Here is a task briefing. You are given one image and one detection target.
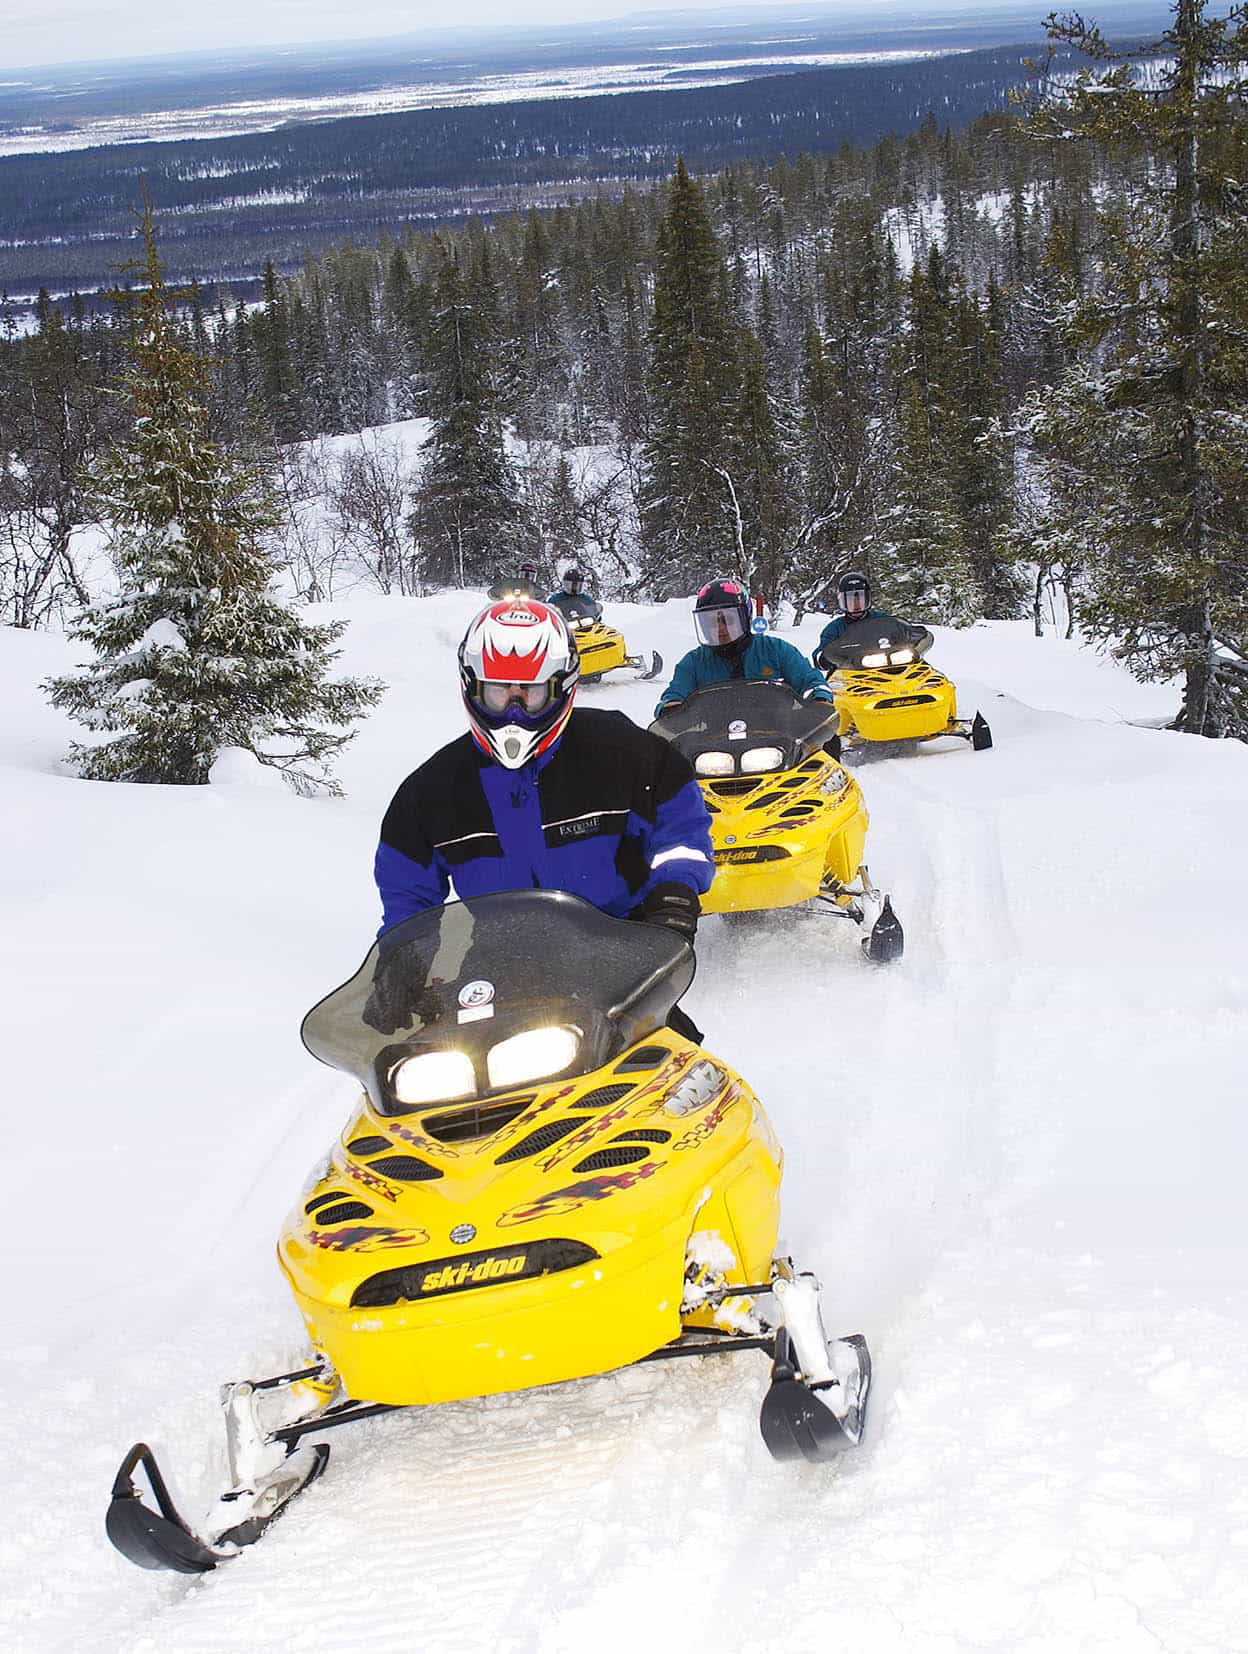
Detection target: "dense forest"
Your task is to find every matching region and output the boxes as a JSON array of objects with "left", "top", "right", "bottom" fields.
[
  {"left": 3, "top": 0, "right": 1246, "bottom": 741},
  {"left": 0, "top": 44, "right": 1094, "bottom": 295}
]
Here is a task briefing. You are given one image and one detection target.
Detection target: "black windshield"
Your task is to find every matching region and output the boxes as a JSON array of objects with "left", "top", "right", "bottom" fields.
[
  {"left": 821, "top": 617, "right": 931, "bottom": 666},
  {"left": 553, "top": 594, "right": 603, "bottom": 625},
  {"left": 650, "top": 681, "right": 836, "bottom": 773},
  {"left": 301, "top": 891, "right": 693, "bottom": 1117}
]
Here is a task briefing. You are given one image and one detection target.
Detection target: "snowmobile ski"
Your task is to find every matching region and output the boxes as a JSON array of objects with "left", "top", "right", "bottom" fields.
[
  {"left": 105, "top": 1439, "right": 330, "bottom": 1574},
  {"left": 760, "top": 1331, "right": 871, "bottom": 1462}
]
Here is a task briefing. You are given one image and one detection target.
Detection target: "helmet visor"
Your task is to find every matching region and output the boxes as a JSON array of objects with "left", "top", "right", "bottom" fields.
[
  {"left": 479, "top": 679, "right": 554, "bottom": 716},
  {"left": 694, "top": 604, "right": 747, "bottom": 647}
]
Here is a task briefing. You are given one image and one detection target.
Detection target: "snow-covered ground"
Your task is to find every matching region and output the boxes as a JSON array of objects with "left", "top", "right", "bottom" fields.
[{"left": 2, "top": 598, "right": 1245, "bottom": 1653}]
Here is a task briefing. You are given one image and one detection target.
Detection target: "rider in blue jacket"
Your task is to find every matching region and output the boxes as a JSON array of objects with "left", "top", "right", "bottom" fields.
[
  {"left": 814, "top": 571, "right": 908, "bottom": 667},
  {"left": 376, "top": 598, "right": 713, "bottom": 952},
  {"left": 655, "top": 579, "right": 834, "bottom": 716}
]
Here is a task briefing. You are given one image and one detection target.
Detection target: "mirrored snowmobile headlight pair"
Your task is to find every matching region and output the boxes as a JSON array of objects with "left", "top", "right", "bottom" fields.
[
  {"left": 392, "top": 1027, "right": 580, "bottom": 1105},
  {"left": 696, "top": 747, "right": 784, "bottom": 777},
  {"left": 862, "top": 647, "right": 915, "bottom": 668}
]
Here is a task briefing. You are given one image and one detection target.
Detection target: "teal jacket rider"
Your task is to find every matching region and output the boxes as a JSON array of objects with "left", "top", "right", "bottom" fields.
[{"left": 655, "top": 634, "right": 834, "bottom": 716}]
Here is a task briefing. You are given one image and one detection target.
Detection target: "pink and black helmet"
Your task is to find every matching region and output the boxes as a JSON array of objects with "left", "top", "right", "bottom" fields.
[{"left": 693, "top": 578, "right": 751, "bottom": 650}]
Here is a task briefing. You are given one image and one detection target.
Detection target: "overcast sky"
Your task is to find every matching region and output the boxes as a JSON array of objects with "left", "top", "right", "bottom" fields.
[{"left": 0, "top": 0, "right": 975, "bottom": 74}]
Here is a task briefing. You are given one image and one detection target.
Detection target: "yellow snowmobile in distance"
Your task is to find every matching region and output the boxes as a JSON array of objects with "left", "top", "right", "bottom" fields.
[
  {"left": 552, "top": 592, "right": 662, "bottom": 684},
  {"left": 651, "top": 681, "right": 904, "bottom": 962},
  {"left": 816, "top": 619, "right": 992, "bottom": 754},
  {"left": 105, "top": 891, "right": 871, "bottom": 1576}
]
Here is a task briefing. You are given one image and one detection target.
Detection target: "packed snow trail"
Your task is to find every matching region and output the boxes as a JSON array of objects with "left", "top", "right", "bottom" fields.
[{"left": 1, "top": 599, "right": 1246, "bottom": 1653}]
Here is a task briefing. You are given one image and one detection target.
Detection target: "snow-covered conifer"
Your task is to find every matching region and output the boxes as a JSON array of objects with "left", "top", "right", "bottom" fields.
[{"left": 46, "top": 209, "right": 383, "bottom": 792}]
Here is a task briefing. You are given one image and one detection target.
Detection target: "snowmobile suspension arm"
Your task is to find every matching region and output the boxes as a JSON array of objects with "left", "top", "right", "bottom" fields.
[{"left": 268, "top": 1330, "right": 775, "bottom": 1445}]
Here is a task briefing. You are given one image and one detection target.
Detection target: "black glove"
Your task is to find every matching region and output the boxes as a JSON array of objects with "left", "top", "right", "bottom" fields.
[{"left": 634, "top": 881, "right": 700, "bottom": 942}]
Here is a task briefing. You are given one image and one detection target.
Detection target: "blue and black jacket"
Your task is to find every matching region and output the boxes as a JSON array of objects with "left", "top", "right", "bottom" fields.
[
  {"left": 375, "top": 708, "right": 713, "bottom": 934},
  {"left": 655, "top": 634, "right": 833, "bottom": 716}
]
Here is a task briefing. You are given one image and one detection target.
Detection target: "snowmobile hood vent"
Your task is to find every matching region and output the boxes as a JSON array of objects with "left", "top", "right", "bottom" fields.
[
  {"left": 350, "top": 1239, "right": 599, "bottom": 1307},
  {"left": 365, "top": 1155, "right": 443, "bottom": 1182},
  {"left": 574, "top": 1145, "right": 651, "bottom": 1172},
  {"left": 572, "top": 1083, "right": 635, "bottom": 1109},
  {"left": 421, "top": 1097, "right": 534, "bottom": 1143},
  {"left": 314, "top": 1200, "right": 374, "bottom": 1225},
  {"left": 495, "top": 1117, "right": 582, "bottom": 1163},
  {"left": 614, "top": 1046, "right": 667, "bottom": 1072}
]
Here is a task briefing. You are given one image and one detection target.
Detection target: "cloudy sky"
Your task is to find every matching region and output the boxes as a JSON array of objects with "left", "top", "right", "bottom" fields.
[{"left": 0, "top": 0, "right": 966, "bottom": 74}]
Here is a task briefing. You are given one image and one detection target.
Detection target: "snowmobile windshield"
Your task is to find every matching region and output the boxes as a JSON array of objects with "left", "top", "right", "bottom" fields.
[
  {"left": 557, "top": 595, "right": 603, "bottom": 626},
  {"left": 301, "top": 890, "right": 694, "bottom": 1117},
  {"left": 650, "top": 681, "right": 837, "bottom": 776},
  {"left": 821, "top": 617, "right": 931, "bottom": 669}
]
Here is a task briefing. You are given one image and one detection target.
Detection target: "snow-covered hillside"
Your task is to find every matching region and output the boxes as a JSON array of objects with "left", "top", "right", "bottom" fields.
[{"left": 2, "top": 598, "right": 1245, "bottom": 1654}]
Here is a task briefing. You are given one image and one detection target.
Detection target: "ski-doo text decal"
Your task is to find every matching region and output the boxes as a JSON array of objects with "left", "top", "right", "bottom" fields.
[
  {"left": 349, "top": 1239, "right": 599, "bottom": 1307},
  {"left": 497, "top": 1161, "right": 663, "bottom": 1227}
]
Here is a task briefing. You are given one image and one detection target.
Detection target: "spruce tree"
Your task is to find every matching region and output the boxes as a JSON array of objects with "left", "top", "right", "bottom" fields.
[
  {"left": 1029, "top": 0, "right": 1248, "bottom": 735},
  {"left": 46, "top": 210, "right": 382, "bottom": 793},
  {"left": 408, "top": 243, "right": 527, "bottom": 587},
  {"left": 641, "top": 160, "right": 741, "bottom": 590}
]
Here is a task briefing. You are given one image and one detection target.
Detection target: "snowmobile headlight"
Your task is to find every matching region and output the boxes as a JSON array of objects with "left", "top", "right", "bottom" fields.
[
  {"left": 664, "top": 1060, "right": 725, "bottom": 1117},
  {"left": 861, "top": 651, "right": 889, "bottom": 667},
  {"left": 487, "top": 1026, "right": 579, "bottom": 1089},
  {"left": 740, "top": 745, "right": 784, "bottom": 774},
  {"left": 392, "top": 1051, "right": 477, "bottom": 1105},
  {"left": 888, "top": 648, "right": 915, "bottom": 665},
  {"left": 695, "top": 752, "right": 735, "bottom": 777}
]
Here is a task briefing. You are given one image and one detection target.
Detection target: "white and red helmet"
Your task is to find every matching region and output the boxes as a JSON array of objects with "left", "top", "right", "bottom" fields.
[{"left": 458, "top": 598, "right": 580, "bottom": 769}]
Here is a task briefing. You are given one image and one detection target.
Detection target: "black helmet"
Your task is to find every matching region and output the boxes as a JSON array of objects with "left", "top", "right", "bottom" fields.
[
  {"left": 838, "top": 571, "right": 871, "bottom": 619},
  {"left": 562, "top": 567, "right": 585, "bottom": 595},
  {"left": 518, "top": 560, "right": 539, "bottom": 584},
  {"left": 694, "top": 578, "right": 750, "bottom": 652}
]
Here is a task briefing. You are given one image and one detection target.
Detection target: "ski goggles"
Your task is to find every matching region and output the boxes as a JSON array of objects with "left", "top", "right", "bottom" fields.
[
  {"left": 694, "top": 606, "right": 747, "bottom": 647},
  {"left": 477, "top": 679, "right": 556, "bottom": 716}
]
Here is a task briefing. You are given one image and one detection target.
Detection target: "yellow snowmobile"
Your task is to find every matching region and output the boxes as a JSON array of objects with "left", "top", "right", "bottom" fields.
[
  {"left": 551, "top": 592, "right": 662, "bottom": 684},
  {"left": 105, "top": 891, "right": 871, "bottom": 1576},
  {"left": 816, "top": 619, "right": 992, "bottom": 754},
  {"left": 651, "top": 682, "right": 903, "bottom": 961}
]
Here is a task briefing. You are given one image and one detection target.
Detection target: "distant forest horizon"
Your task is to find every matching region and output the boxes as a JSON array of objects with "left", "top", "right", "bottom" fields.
[{"left": 0, "top": 33, "right": 1149, "bottom": 304}]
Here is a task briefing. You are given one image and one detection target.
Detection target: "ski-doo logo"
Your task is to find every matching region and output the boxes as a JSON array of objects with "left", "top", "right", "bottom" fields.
[{"left": 421, "top": 1253, "right": 528, "bottom": 1292}]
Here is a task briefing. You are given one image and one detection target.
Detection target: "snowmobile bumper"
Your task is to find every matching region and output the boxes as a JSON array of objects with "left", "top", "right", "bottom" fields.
[{"left": 282, "top": 1214, "right": 693, "bottom": 1407}]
